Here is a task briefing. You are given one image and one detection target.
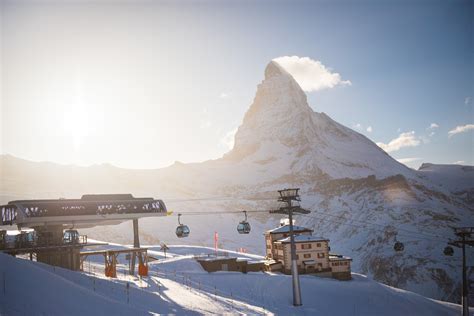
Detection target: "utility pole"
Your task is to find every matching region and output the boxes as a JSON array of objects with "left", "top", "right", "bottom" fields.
[
  {"left": 270, "top": 188, "right": 310, "bottom": 306},
  {"left": 448, "top": 227, "right": 473, "bottom": 316}
]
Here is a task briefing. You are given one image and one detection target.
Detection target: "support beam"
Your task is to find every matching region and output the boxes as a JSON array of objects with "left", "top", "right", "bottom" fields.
[
  {"left": 461, "top": 234, "right": 468, "bottom": 316},
  {"left": 288, "top": 202, "right": 302, "bottom": 306},
  {"left": 130, "top": 219, "right": 140, "bottom": 275},
  {"left": 34, "top": 226, "right": 81, "bottom": 271},
  {"left": 448, "top": 227, "right": 474, "bottom": 316}
]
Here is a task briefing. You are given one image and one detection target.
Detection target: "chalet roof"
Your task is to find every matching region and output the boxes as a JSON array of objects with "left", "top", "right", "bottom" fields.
[
  {"left": 276, "top": 235, "right": 329, "bottom": 243},
  {"left": 266, "top": 225, "right": 313, "bottom": 234},
  {"left": 264, "top": 260, "right": 282, "bottom": 266},
  {"left": 329, "top": 254, "right": 352, "bottom": 261}
]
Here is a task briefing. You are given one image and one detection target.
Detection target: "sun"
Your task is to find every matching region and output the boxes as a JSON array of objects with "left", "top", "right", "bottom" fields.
[{"left": 63, "top": 102, "right": 89, "bottom": 151}]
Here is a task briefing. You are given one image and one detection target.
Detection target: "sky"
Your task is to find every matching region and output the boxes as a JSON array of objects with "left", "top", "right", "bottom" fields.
[{"left": 0, "top": 0, "right": 473, "bottom": 170}]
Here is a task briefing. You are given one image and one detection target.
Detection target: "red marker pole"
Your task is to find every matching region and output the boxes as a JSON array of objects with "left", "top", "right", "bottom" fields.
[{"left": 214, "top": 231, "right": 218, "bottom": 256}]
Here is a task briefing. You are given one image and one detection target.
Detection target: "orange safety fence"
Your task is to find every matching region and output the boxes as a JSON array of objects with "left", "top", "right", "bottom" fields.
[
  {"left": 105, "top": 265, "right": 117, "bottom": 278},
  {"left": 138, "top": 263, "right": 148, "bottom": 276}
]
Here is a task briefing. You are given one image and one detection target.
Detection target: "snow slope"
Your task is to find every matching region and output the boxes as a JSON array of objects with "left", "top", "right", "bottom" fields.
[
  {"left": 0, "top": 244, "right": 467, "bottom": 316},
  {"left": 418, "top": 163, "right": 474, "bottom": 192}
]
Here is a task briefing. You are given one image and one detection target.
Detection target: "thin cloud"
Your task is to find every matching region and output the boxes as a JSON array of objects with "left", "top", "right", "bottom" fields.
[
  {"left": 453, "top": 160, "right": 466, "bottom": 165},
  {"left": 396, "top": 157, "right": 423, "bottom": 168},
  {"left": 465, "top": 97, "right": 471, "bottom": 105},
  {"left": 448, "top": 124, "right": 474, "bottom": 137},
  {"left": 425, "top": 123, "right": 438, "bottom": 137},
  {"left": 273, "top": 56, "right": 351, "bottom": 92},
  {"left": 397, "top": 157, "right": 423, "bottom": 169},
  {"left": 397, "top": 157, "right": 422, "bottom": 163},
  {"left": 366, "top": 126, "right": 373, "bottom": 133},
  {"left": 376, "top": 131, "right": 421, "bottom": 153}
]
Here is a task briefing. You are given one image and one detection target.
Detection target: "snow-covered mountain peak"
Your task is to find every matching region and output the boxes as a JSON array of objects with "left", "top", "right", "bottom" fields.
[
  {"left": 227, "top": 61, "right": 314, "bottom": 160},
  {"left": 225, "top": 61, "right": 412, "bottom": 180},
  {"left": 264, "top": 60, "right": 290, "bottom": 79}
]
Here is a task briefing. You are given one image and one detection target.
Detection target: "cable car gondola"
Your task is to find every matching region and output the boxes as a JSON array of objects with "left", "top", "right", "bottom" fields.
[
  {"left": 64, "top": 229, "right": 80, "bottom": 244},
  {"left": 237, "top": 211, "right": 251, "bottom": 234},
  {"left": 393, "top": 241, "right": 404, "bottom": 252},
  {"left": 176, "top": 213, "right": 190, "bottom": 238},
  {"left": 443, "top": 245, "right": 454, "bottom": 256}
]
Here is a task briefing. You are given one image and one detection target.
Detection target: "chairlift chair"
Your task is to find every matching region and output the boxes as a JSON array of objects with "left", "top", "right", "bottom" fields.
[
  {"left": 175, "top": 214, "right": 190, "bottom": 238},
  {"left": 237, "top": 211, "right": 251, "bottom": 234},
  {"left": 443, "top": 245, "right": 454, "bottom": 256}
]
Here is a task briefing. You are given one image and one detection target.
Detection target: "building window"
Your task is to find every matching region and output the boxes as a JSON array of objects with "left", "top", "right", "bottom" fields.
[
  {"left": 316, "top": 243, "right": 321, "bottom": 247},
  {"left": 318, "top": 263, "right": 322, "bottom": 267},
  {"left": 303, "top": 254, "right": 311, "bottom": 259},
  {"left": 301, "top": 244, "right": 312, "bottom": 250},
  {"left": 317, "top": 253, "right": 325, "bottom": 258},
  {"left": 296, "top": 254, "right": 299, "bottom": 260}
]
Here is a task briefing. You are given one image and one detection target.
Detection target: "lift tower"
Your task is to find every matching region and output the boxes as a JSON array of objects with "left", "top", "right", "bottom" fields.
[
  {"left": 270, "top": 188, "right": 310, "bottom": 306},
  {"left": 448, "top": 227, "right": 474, "bottom": 316}
]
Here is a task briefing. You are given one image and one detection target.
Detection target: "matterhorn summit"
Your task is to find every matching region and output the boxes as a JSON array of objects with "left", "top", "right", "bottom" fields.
[{"left": 225, "top": 60, "right": 413, "bottom": 180}]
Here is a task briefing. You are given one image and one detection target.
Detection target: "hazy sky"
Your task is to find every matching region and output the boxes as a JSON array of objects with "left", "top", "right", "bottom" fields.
[{"left": 1, "top": 0, "right": 473, "bottom": 169}]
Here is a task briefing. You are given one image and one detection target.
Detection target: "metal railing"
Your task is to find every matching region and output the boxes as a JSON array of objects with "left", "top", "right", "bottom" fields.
[{"left": 0, "top": 233, "right": 88, "bottom": 250}]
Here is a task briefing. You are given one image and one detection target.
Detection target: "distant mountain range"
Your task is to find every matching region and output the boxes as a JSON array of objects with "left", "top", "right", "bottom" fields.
[{"left": 1, "top": 61, "right": 472, "bottom": 304}]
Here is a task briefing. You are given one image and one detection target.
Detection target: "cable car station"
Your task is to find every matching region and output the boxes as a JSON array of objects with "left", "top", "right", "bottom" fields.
[{"left": 0, "top": 194, "right": 168, "bottom": 274}]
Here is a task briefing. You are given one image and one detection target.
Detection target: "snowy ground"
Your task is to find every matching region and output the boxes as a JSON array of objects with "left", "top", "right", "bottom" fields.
[{"left": 0, "top": 242, "right": 470, "bottom": 316}]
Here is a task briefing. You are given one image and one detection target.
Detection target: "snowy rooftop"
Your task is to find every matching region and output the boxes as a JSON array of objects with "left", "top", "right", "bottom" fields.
[
  {"left": 329, "top": 254, "right": 352, "bottom": 261},
  {"left": 266, "top": 224, "right": 313, "bottom": 234},
  {"left": 276, "top": 235, "right": 329, "bottom": 243},
  {"left": 197, "top": 256, "right": 237, "bottom": 262}
]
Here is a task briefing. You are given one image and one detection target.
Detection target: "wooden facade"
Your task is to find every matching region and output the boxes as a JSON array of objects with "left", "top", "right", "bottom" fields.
[{"left": 196, "top": 257, "right": 265, "bottom": 273}]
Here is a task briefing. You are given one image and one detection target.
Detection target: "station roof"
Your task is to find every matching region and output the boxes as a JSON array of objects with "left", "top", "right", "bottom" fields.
[
  {"left": 1, "top": 194, "right": 168, "bottom": 229},
  {"left": 266, "top": 225, "right": 313, "bottom": 234}
]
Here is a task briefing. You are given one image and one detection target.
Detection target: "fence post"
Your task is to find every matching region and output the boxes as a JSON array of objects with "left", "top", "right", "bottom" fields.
[{"left": 126, "top": 282, "right": 130, "bottom": 304}]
